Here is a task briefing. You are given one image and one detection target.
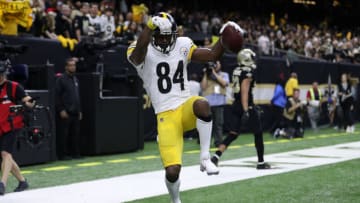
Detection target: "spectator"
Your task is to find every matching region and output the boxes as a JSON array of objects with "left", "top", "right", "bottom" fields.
[
  {"left": 70, "top": 1, "right": 83, "bottom": 20},
  {"left": 43, "top": 10, "right": 58, "bottom": 39},
  {"left": 203, "top": 37, "right": 212, "bottom": 48},
  {"left": 306, "top": 81, "right": 322, "bottom": 131},
  {"left": 282, "top": 88, "right": 305, "bottom": 138},
  {"left": 55, "top": 58, "right": 82, "bottom": 160},
  {"left": 270, "top": 75, "right": 287, "bottom": 137},
  {"left": 324, "top": 81, "right": 338, "bottom": 128},
  {"left": 201, "top": 61, "right": 229, "bottom": 147},
  {"left": 200, "top": 14, "right": 210, "bottom": 34},
  {"left": 29, "top": 0, "right": 46, "bottom": 37},
  {"left": 73, "top": 2, "right": 90, "bottom": 42},
  {"left": 123, "top": 12, "right": 133, "bottom": 28},
  {"left": 123, "top": 21, "right": 138, "bottom": 44},
  {"left": 0, "top": 62, "right": 35, "bottom": 195},
  {"left": 115, "top": 13, "right": 125, "bottom": 37},
  {"left": 285, "top": 72, "right": 299, "bottom": 97},
  {"left": 87, "top": 3, "right": 102, "bottom": 36},
  {"left": 55, "top": 4, "right": 73, "bottom": 38},
  {"left": 100, "top": 7, "right": 116, "bottom": 40},
  {"left": 338, "top": 73, "right": 355, "bottom": 133},
  {"left": 177, "top": 25, "right": 185, "bottom": 37},
  {"left": 286, "top": 43, "right": 299, "bottom": 67},
  {"left": 257, "top": 33, "right": 270, "bottom": 55}
]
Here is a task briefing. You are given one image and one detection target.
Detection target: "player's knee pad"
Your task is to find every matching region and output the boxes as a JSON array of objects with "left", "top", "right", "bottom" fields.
[
  {"left": 197, "top": 114, "right": 212, "bottom": 122},
  {"left": 222, "top": 133, "right": 238, "bottom": 147},
  {"left": 165, "top": 165, "right": 180, "bottom": 182}
]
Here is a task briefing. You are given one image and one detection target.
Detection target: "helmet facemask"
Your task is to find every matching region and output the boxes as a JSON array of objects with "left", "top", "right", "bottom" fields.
[
  {"left": 150, "top": 12, "right": 178, "bottom": 54},
  {"left": 152, "top": 31, "right": 177, "bottom": 54}
]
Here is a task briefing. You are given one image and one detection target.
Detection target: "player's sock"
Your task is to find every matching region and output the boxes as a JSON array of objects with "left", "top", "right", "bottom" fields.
[
  {"left": 165, "top": 178, "right": 181, "bottom": 203},
  {"left": 254, "top": 132, "right": 264, "bottom": 162},
  {"left": 215, "top": 150, "right": 222, "bottom": 158},
  {"left": 211, "top": 150, "right": 222, "bottom": 166},
  {"left": 196, "top": 118, "right": 212, "bottom": 160}
]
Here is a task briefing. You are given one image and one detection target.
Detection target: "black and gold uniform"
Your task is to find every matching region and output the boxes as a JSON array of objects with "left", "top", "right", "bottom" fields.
[{"left": 211, "top": 48, "right": 270, "bottom": 169}]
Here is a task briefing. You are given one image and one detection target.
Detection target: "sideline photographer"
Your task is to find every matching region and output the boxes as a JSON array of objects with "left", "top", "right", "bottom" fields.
[
  {"left": 0, "top": 61, "right": 35, "bottom": 195},
  {"left": 201, "top": 61, "right": 229, "bottom": 147},
  {"left": 282, "top": 88, "right": 306, "bottom": 138}
]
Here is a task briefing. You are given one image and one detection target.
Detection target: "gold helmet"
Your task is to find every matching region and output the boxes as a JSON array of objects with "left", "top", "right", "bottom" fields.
[{"left": 237, "top": 48, "right": 256, "bottom": 67}]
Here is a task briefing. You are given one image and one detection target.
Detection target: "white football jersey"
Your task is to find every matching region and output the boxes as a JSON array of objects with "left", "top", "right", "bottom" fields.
[
  {"left": 127, "top": 37, "right": 197, "bottom": 114},
  {"left": 100, "top": 15, "right": 115, "bottom": 40}
]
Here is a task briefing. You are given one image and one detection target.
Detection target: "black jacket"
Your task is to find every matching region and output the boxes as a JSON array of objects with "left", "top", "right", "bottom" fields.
[{"left": 55, "top": 73, "right": 81, "bottom": 115}]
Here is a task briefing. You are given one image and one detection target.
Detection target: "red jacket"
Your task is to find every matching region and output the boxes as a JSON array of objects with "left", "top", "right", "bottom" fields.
[{"left": 0, "top": 81, "right": 24, "bottom": 136}]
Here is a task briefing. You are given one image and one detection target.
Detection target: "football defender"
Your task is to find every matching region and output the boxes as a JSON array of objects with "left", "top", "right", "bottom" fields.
[
  {"left": 211, "top": 48, "right": 271, "bottom": 170},
  {"left": 127, "top": 12, "right": 243, "bottom": 203}
]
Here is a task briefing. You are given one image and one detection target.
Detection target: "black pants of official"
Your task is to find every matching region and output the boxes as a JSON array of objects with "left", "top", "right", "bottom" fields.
[
  {"left": 269, "top": 105, "right": 285, "bottom": 133},
  {"left": 226, "top": 104, "right": 265, "bottom": 163},
  {"left": 56, "top": 114, "right": 81, "bottom": 159},
  {"left": 341, "top": 103, "right": 354, "bottom": 127}
]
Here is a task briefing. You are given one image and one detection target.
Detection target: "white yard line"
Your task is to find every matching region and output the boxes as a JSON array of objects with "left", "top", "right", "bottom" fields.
[{"left": 2, "top": 141, "right": 360, "bottom": 203}]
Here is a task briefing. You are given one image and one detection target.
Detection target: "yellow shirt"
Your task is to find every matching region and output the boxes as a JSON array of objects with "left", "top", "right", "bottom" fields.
[
  {"left": 0, "top": 19, "right": 18, "bottom": 35},
  {"left": 285, "top": 78, "right": 299, "bottom": 97}
]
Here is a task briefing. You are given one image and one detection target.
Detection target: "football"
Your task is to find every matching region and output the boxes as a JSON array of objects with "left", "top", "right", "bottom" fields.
[{"left": 221, "top": 25, "right": 244, "bottom": 53}]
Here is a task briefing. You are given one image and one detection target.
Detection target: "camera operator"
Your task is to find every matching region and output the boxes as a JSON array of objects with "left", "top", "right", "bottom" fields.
[
  {"left": 0, "top": 62, "right": 35, "bottom": 195},
  {"left": 282, "top": 88, "right": 306, "bottom": 138},
  {"left": 201, "top": 61, "right": 229, "bottom": 147}
]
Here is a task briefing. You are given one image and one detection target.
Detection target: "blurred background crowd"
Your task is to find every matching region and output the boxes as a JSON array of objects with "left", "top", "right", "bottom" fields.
[{"left": 1, "top": 0, "right": 359, "bottom": 64}]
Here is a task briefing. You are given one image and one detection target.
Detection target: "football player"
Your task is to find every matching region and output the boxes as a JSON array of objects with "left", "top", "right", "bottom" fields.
[
  {"left": 127, "top": 12, "right": 243, "bottom": 203},
  {"left": 211, "top": 48, "right": 271, "bottom": 170}
]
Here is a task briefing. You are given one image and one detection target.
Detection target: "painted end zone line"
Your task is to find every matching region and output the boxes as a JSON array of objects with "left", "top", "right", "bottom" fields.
[{"left": 2, "top": 142, "right": 360, "bottom": 203}]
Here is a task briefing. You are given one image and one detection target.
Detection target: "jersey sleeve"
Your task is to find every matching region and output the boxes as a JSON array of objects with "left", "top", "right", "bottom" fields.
[
  {"left": 179, "top": 37, "right": 197, "bottom": 62},
  {"left": 187, "top": 41, "right": 197, "bottom": 62},
  {"left": 126, "top": 41, "right": 143, "bottom": 69},
  {"left": 239, "top": 67, "right": 254, "bottom": 81}
]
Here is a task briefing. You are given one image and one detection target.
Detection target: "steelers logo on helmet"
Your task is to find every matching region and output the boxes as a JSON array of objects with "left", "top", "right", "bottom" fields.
[{"left": 151, "top": 12, "right": 177, "bottom": 54}]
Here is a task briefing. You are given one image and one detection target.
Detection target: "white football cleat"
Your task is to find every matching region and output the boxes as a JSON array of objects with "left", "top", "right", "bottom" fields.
[{"left": 200, "top": 158, "right": 219, "bottom": 175}]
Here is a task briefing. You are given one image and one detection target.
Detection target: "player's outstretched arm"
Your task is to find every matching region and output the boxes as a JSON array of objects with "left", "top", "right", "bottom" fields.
[
  {"left": 241, "top": 78, "right": 251, "bottom": 111},
  {"left": 128, "top": 16, "right": 173, "bottom": 65},
  {"left": 128, "top": 26, "right": 153, "bottom": 66},
  {"left": 191, "top": 40, "right": 225, "bottom": 63}
]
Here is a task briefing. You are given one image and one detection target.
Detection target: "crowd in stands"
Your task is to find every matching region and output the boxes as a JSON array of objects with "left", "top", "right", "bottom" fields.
[{"left": 2, "top": 0, "right": 360, "bottom": 64}]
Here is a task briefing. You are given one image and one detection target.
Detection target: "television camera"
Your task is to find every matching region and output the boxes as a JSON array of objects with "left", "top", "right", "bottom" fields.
[
  {"left": 74, "top": 36, "right": 128, "bottom": 72},
  {"left": 9, "top": 100, "right": 52, "bottom": 148},
  {"left": 0, "top": 40, "right": 27, "bottom": 75},
  {"left": 0, "top": 40, "right": 52, "bottom": 148},
  {"left": 0, "top": 40, "right": 27, "bottom": 57},
  {"left": 205, "top": 61, "right": 217, "bottom": 76}
]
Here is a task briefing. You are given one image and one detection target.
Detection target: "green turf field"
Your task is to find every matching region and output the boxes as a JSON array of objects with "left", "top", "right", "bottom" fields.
[
  {"left": 5, "top": 126, "right": 360, "bottom": 202},
  {"left": 128, "top": 158, "right": 360, "bottom": 203}
]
